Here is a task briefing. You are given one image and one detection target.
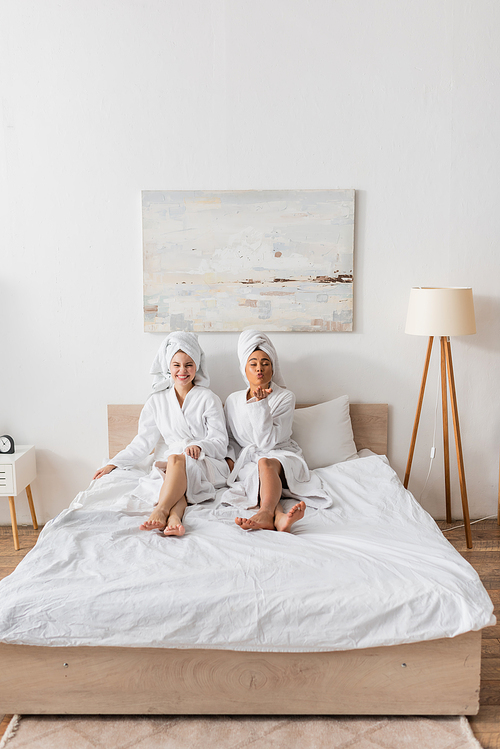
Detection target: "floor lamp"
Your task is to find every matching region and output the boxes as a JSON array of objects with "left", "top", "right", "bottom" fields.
[{"left": 403, "top": 287, "right": 476, "bottom": 549}]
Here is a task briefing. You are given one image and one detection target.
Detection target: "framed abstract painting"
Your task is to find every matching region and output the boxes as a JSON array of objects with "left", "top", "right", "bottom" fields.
[{"left": 143, "top": 189, "right": 354, "bottom": 332}]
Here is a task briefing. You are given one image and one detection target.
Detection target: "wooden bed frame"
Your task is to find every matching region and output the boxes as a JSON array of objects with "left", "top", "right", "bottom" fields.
[{"left": 0, "top": 403, "right": 482, "bottom": 715}]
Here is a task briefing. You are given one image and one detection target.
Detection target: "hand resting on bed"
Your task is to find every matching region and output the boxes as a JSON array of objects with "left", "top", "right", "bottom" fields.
[
  {"left": 93, "top": 443, "right": 201, "bottom": 481},
  {"left": 93, "top": 464, "right": 116, "bottom": 480}
]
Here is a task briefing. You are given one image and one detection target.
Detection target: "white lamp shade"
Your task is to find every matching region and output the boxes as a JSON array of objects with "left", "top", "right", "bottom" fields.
[{"left": 405, "top": 287, "right": 476, "bottom": 336}]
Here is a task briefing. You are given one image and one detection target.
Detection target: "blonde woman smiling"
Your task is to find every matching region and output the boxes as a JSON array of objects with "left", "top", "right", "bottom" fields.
[{"left": 94, "top": 332, "right": 229, "bottom": 536}]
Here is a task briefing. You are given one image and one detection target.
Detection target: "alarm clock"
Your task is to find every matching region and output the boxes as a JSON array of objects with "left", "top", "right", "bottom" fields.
[{"left": 0, "top": 435, "right": 15, "bottom": 454}]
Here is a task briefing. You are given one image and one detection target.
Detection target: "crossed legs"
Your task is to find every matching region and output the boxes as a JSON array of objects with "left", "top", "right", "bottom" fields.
[
  {"left": 235, "top": 457, "right": 305, "bottom": 532},
  {"left": 140, "top": 453, "right": 188, "bottom": 536}
]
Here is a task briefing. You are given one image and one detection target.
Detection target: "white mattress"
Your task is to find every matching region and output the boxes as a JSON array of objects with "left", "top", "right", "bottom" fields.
[{"left": 0, "top": 454, "right": 494, "bottom": 652}]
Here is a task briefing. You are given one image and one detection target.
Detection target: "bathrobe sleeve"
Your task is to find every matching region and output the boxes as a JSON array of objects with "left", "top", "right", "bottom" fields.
[
  {"left": 224, "top": 407, "right": 240, "bottom": 462},
  {"left": 245, "top": 389, "right": 295, "bottom": 452},
  {"left": 193, "top": 392, "right": 228, "bottom": 460},
  {"left": 109, "top": 399, "right": 161, "bottom": 469}
]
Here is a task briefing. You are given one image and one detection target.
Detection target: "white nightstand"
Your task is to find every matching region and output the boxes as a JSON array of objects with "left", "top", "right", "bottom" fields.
[{"left": 0, "top": 445, "right": 38, "bottom": 550}]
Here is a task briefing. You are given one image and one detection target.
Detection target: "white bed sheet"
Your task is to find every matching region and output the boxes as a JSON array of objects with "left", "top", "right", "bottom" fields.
[{"left": 0, "top": 454, "right": 494, "bottom": 652}]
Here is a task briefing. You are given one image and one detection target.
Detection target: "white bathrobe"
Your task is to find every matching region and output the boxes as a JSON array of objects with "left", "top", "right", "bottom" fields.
[
  {"left": 110, "top": 386, "right": 229, "bottom": 505},
  {"left": 222, "top": 382, "right": 332, "bottom": 509}
]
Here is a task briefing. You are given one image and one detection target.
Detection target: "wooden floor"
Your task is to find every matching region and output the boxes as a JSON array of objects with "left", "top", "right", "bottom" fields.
[
  {"left": 435, "top": 518, "right": 500, "bottom": 749},
  {"left": 0, "top": 521, "right": 499, "bottom": 747}
]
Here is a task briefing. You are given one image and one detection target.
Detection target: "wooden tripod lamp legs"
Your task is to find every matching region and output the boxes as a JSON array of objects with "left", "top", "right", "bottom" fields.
[
  {"left": 404, "top": 337, "right": 433, "bottom": 490},
  {"left": 440, "top": 337, "right": 452, "bottom": 523},
  {"left": 444, "top": 339, "right": 472, "bottom": 548},
  {"left": 404, "top": 336, "right": 473, "bottom": 549}
]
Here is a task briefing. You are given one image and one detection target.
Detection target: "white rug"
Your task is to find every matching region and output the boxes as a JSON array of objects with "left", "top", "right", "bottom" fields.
[{"left": 0, "top": 714, "right": 483, "bottom": 749}]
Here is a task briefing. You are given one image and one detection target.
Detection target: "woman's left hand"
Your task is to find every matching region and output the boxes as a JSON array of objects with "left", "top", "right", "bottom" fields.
[{"left": 185, "top": 444, "right": 201, "bottom": 459}]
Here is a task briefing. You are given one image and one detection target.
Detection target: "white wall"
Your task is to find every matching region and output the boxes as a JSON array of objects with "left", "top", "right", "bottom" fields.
[{"left": 1, "top": 0, "right": 499, "bottom": 525}]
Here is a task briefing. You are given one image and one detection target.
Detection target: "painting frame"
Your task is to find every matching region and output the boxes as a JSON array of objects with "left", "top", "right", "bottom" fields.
[{"left": 143, "top": 189, "right": 355, "bottom": 333}]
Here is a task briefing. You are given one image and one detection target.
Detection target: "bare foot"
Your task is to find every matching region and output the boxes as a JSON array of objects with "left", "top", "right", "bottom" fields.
[
  {"left": 235, "top": 510, "right": 275, "bottom": 531},
  {"left": 164, "top": 523, "right": 185, "bottom": 536},
  {"left": 140, "top": 508, "right": 167, "bottom": 531},
  {"left": 274, "top": 501, "right": 306, "bottom": 532}
]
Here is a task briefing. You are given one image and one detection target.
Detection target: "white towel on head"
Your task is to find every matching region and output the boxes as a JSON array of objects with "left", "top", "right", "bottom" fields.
[
  {"left": 237, "top": 329, "right": 286, "bottom": 387},
  {"left": 149, "top": 332, "right": 210, "bottom": 394}
]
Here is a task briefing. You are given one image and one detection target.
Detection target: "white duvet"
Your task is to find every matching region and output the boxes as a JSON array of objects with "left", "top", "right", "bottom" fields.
[{"left": 0, "top": 454, "right": 494, "bottom": 652}]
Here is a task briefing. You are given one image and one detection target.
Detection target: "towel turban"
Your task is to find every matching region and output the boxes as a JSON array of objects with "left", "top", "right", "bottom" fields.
[
  {"left": 237, "top": 329, "right": 286, "bottom": 388},
  {"left": 150, "top": 332, "right": 210, "bottom": 394}
]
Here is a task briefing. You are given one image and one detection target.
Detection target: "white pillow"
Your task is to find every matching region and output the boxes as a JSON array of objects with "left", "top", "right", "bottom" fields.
[{"left": 292, "top": 395, "right": 358, "bottom": 469}]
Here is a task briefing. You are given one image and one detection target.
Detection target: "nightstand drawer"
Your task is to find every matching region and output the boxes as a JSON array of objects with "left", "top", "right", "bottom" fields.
[{"left": 0, "top": 465, "right": 14, "bottom": 494}]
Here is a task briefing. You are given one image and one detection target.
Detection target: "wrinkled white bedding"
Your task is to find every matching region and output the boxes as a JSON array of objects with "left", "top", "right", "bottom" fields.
[{"left": 0, "top": 454, "right": 494, "bottom": 651}]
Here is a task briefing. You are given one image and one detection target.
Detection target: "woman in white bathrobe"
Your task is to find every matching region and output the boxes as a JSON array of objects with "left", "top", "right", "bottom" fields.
[
  {"left": 222, "top": 330, "right": 331, "bottom": 532},
  {"left": 94, "top": 332, "right": 228, "bottom": 535}
]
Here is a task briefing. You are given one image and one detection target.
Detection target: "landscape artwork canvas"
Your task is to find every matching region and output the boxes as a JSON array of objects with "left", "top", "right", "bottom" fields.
[{"left": 143, "top": 190, "right": 355, "bottom": 332}]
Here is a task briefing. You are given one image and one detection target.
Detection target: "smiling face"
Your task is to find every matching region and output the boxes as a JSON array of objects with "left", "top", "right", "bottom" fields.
[
  {"left": 170, "top": 350, "right": 197, "bottom": 390},
  {"left": 245, "top": 349, "right": 273, "bottom": 390}
]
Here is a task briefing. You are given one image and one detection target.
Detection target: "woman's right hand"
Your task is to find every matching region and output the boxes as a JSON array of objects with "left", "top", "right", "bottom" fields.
[
  {"left": 251, "top": 386, "right": 272, "bottom": 401},
  {"left": 93, "top": 464, "right": 117, "bottom": 480}
]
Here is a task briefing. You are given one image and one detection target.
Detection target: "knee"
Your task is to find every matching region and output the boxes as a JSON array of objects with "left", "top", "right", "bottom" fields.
[
  {"left": 258, "top": 458, "right": 279, "bottom": 474},
  {"left": 167, "top": 453, "right": 186, "bottom": 467}
]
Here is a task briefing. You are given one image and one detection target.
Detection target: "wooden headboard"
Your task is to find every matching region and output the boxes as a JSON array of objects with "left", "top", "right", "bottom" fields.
[{"left": 107, "top": 403, "right": 388, "bottom": 459}]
